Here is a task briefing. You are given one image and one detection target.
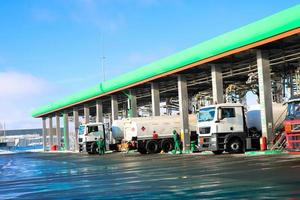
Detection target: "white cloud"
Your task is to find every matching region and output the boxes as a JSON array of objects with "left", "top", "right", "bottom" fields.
[
  {"left": 0, "top": 71, "right": 53, "bottom": 130},
  {"left": 0, "top": 71, "right": 50, "bottom": 100}
]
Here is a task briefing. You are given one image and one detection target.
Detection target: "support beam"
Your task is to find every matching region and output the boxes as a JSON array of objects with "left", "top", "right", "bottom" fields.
[
  {"left": 129, "top": 90, "right": 138, "bottom": 117},
  {"left": 122, "top": 103, "right": 128, "bottom": 118},
  {"left": 56, "top": 113, "right": 61, "bottom": 149},
  {"left": 48, "top": 116, "right": 53, "bottom": 149},
  {"left": 151, "top": 82, "right": 160, "bottom": 116},
  {"left": 83, "top": 104, "right": 90, "bottom": 124},
  {"left": 257, "top": 50, "right": 274, "bottom": 144},
  {"left": 289, "top": 73, "right": 294, "bottom": 98},
  {"left": 42, "top": 117, "right": 47, "bottom": 151},
  {"left": 96, "top": 100, "right": 104, "bottom": 123},
  {"left": 111, "top": 95, "right": 118, "bottom": 121},
  {"left": 211, "top": 64, "right": 224, "bottom": 104},
  {"left": 177, "top": 74, "right": 190, "bottom": 151},
  {"left": 73, "top": 108, "right": 79, "bottom": 152},
  {"left": 63, "top": 111, "right": 70, "bottom": 151}
]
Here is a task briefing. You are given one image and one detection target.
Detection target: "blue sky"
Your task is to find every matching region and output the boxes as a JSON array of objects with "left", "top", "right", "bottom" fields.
[{"left": 0, "top": 0, "right": 299, "bottom": 129}]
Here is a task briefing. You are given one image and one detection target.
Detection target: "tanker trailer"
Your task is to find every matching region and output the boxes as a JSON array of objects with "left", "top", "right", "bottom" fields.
[
  {"left": 246, "top": 102, "right": 287, "bottom": 135},
  {"left": 111, "top": 115, "right": 197, "bottom": 154}
]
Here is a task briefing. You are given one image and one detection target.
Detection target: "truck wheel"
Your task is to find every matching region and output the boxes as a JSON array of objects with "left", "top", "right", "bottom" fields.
[
  {"left": 91, "top": 142, "right": 98, "bottom": 154},
  {"left": 146, "top": 140, "right": 159, "bottom": 154},
  {"left": 79, "top": 144, "right": 83, "bottom": 152},
  {"left": 227, "top": 138, "right": 243, "bottom": 153},
  {"left": 161, "top": 139, "right": 174, "bottom": 153},
  {"left": 212, "top": 150, "right": 223, "bottom": 155},
  {"left": 137, "top": 141, "right": 147, "bottom": 154},
  {"left": 138, "top": 147, "right": 147, "bottom": 154}
]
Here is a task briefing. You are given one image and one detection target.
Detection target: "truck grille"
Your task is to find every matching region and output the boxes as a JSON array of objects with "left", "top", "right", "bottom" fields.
[
  {"left": 199, "top": 127, "right": 210, "bottom": 134},
  {"left": 292, "top": 124, "right": 300, "bottom": 131}
]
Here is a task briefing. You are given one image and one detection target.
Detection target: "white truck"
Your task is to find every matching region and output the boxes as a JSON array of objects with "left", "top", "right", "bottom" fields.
[
  {"left": 112, "top": 115, "right": 197, "bottom": 154},
  {"left": 78, "top": 122, "right": 108, "bottom": 154},
  {"left": 197, "top": 103, "right": 286, "bottom": 154}
]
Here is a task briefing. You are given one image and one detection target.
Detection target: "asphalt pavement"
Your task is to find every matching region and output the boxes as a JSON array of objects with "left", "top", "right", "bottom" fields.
[{"left": 0, "top": 152, "right": 300, "bottom": 199}]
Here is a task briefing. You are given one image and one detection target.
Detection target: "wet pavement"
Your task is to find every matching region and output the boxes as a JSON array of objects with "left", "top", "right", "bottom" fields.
[{"left": 0, "top": 152, "right": 300, "bottom": 199}]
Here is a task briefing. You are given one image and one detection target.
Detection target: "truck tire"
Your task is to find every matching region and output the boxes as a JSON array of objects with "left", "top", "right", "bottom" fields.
[
  {"left": 146, "top": 140, "right": 159, "bottom": 154},
  {"left": 86, "top": 143, "right": 92, "bottom": 154},
  {"left": 137, "top": 141, "right": 147, "bottom": 154},
  {"left": 91, "top": 142, "right": 98, "bottom": 154},
  {"left": 138, "top": 146, "right": 147, "bottom": 154},
  {"left": 212, "top": 150, "right": 223, "bottom": 155},
  {"left": 226, "top": 138, "right": 243, "bottom": 153},
  {"left": 161, "top": 139, "right": 174, "bottom": 153}
]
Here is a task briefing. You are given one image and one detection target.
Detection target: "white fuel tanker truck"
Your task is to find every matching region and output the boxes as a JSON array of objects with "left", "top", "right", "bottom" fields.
[
  {"left": 197, "top": 103, "right": 286, "bottom": 154},
  {"left": 78, "top": 122, "right": 110, "bottom": 154},
  {"left": 111, "top": 115, "right": 197, "bottom": 154},
  {"left": 111, "top": 103, "right": 286, "bottom": 155}
]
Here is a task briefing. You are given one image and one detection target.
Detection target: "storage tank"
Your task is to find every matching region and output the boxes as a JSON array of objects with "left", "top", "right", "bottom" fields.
[
  {"left": 111, "top": 118, "right": 128, "bottom": 141},
  {"left": 246, "top": 103, "right": 287, "bottom": 131}
]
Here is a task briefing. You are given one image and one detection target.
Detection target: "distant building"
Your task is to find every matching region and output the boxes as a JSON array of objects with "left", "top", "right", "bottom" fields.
[{"left": 1, "top": 128, "right": 42, "bottom": 136}]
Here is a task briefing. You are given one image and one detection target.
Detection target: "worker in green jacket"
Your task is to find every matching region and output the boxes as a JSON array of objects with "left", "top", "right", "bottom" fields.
[
  {"left": 172, "top": 130, "right": 182, "bottom": 154},
  {"left": 97, "top": 137, "right": 105, "bottom": 155}
]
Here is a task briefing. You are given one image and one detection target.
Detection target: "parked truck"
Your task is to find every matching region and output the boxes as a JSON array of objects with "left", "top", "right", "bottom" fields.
[
  {"left": 282, "top": 97, "right": 300, "bottom": 152},
  {"left": 197, "top": 103, "right": 286, "bottom": 154},
  {"left": 78, "top": 122, "right": 109, "bottom": 154},
  {"left": 112, "top": 115, "right": 197, "bottom": 154}
]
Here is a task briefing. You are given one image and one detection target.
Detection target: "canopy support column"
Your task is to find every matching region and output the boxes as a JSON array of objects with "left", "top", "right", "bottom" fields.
[
  {"left": 129, "top": 90, "right": 138, "bottom": 117},
  {"left": 63, "top": 111, "right": 70, "bottom": 151},
  {"left": 96, "top": 100, "right": 103, "bottom": 123},
  {"left": 151, "top": 82, "right": 160, "bottom": 116},
  {"left": 211, "top": 64, "right": 224, "bottom": 104},
  {"left": 73, "top": 107, "right": 79, "bottom": 152},
  {"left": 84, "top": 104, "right": 90, "bottom": 124},
  {"left": 257, "top": 49, "right": 274, "bottom": 144},
  {"left": 42, "top": 117, "right": 47, "bottom": 151},
  {"left": 178, "top": 74, "right": 190, "bottom": 151},
  {"left": 56, "top": 113, "right": 61, "bottom": 149},
  {"left": 111, "top": 95, "right": 118, "bottom": 121},
  {"left": 48, "top": 116, "right": 53, "bottom": 149}
]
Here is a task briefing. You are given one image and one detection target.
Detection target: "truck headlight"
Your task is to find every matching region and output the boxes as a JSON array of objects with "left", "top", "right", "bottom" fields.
[{"left": 285, "top": 124, "right": 292, "bottom": 133}]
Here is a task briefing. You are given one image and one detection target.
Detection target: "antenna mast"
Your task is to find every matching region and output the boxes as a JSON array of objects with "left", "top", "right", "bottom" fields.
[{"left": 101, "top": 35, "right": 106, "bottom": 82}]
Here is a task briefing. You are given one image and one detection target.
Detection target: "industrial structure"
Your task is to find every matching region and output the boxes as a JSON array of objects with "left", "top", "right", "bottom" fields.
[{"left": 32, "top": 5, "right": 300, "bottom": 152}]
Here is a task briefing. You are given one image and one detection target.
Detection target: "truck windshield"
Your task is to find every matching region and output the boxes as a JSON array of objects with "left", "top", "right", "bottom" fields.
[
  {"left": 87, "top": 125, "right": 104, "bottom": 138},
  {"left": 287, "top": 101, "right": 300, "bottom": 119},
  {"left": 78, "top": 125, "right": 85, "bottom": 135},
  {"left": 198, "top": 107, "right": 215, "bottom": 122}
]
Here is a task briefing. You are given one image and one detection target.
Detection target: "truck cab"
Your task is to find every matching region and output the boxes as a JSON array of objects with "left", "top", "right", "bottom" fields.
[
  {"left": 284, "top": 98, "right": 300, "bottom": 132},
  {"left": 283, "top": 98, "right": 300, "bottom": 152},
  {"left": 197, "top": 103, "right": 259, "bottom": 154},
  {"left": 78, "top": 123, "right": 106, "bottom": 154}
]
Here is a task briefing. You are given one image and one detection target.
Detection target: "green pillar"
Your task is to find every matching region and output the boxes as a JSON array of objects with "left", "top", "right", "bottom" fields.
[{"left": 122, "top": 90, "right": 137, "bottom": 118}]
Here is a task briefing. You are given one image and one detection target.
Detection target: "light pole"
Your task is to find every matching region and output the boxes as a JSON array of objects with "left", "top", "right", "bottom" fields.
[{"left": 101, "top": 34, "right": 106, "bottom": 82}]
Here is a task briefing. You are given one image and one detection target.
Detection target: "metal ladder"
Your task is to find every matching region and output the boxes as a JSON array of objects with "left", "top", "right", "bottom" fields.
[{"left": 271, "top": 132, "right": 286, "bottom": 150}]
